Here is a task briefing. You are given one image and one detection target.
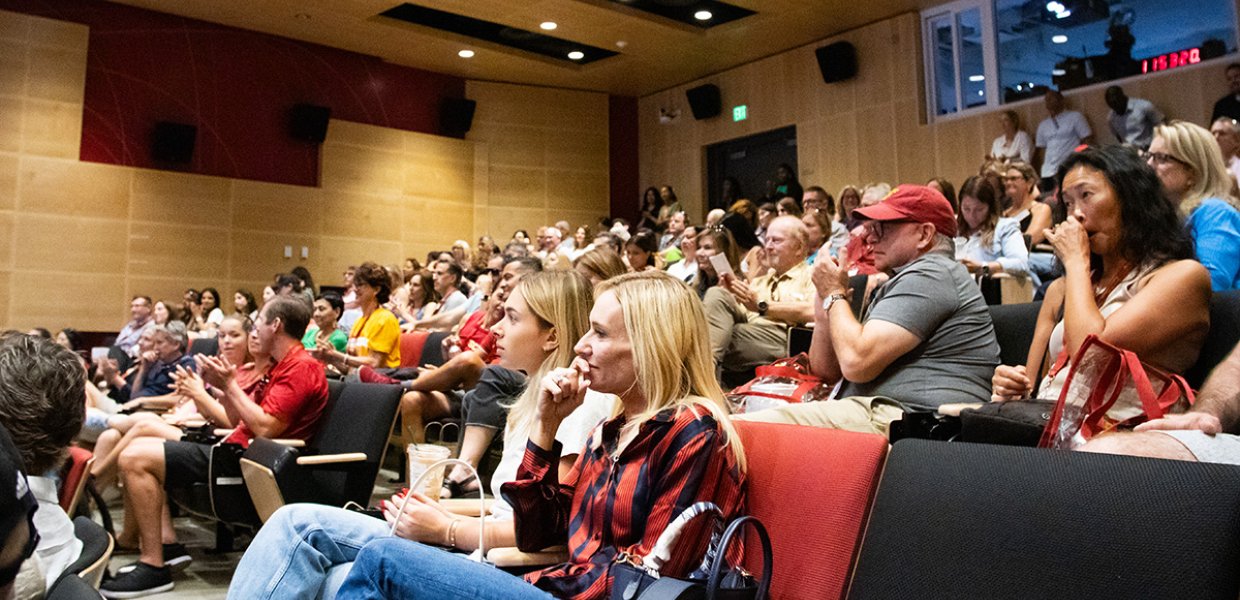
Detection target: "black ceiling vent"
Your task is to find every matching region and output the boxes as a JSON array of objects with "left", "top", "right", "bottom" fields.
[
  {"left": 606, "top": 0, "right": 756, "bottom": 28},
  {"left": 379, "top": 4, "right": 618, "bottom": 65}
]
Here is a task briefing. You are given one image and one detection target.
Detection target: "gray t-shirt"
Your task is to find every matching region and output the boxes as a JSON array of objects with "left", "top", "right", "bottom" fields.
[{"left": 841, "top": 249, "right": 999, "bottom": 408}]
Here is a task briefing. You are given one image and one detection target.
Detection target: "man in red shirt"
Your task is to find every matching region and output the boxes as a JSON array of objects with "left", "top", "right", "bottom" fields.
[{"left": 103, "top": 296, "right": 328, "bottom": 598}]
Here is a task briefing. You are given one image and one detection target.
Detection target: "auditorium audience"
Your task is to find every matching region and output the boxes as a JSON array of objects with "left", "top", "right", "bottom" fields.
[
  {"left": 1211, "top": 62, "right": 1240, "bottom": 122},
  {"left": 101, "top": 297, "right": 328, "bottom": 597},
  {"left": 572, "top": 247, "right": 627, "bottom": 289},
  {"left": 989, "top": 109, "right": 1032, "bottom": 163},
  {"left": 116, "top": 295, "right": 155, "bottom": 357},
  {"left": 228, "top": 270, "right": 613, "bottom": 600},
  {"left": 838, "top": 185, "right": 863, "bottom": 230},
  {"left": 692, "top": 226, "right": 742, "bottom": 299},
  {"left": 657, "top": 185, "right": 683, "bottom": 227},
  {"left": 152, "top": 299, "right": 178, "bottom": 326},
  {"left": 925, "top": 177, "right": 958, "bottom": 214},
  {"left": 755, "top": 202, "right": 776, "bottom": 243},
  {"left": 991, "top": 146, "right": 1211, "bottom": 406},
  {"left": 312, "top": 262, "right": 401, "bottom": 373},
  {"left": 705, "top": 215, "right": 814, "bottom": 372},
  {"left": 1147, "top": 121, "right": 1240, "bottom": 291},
  {"left": 394, "top": 268, "right": 440, "bottom": 327},
  {"left": 770, "top": 163, "right": 803, "bottom": 205},
  {"left": 0, "top": 333, "right": 84, "bottom": 596},
  {"left": 303, "top": 293, "right": 349, "bottom": 353},
  {"left": 187, "top": 287, "right": 225, "bottom": 339},
  {"left": 776, "top": 196, "right": 802, "bottom": 218},
  {"left": 624, "top": 231, "right": 659, "bottom": 272},
  {"left": 956, "top": 175, "right": 1029, "bottom": 279},
  {"left": 1035, "top": 90, "right": 1094, "bottom": 190},
  {"left": 741, "top": 185, "right": 999, "bottom": 433},
  {"left": 666, "top": 225, "right": 699, "bottom": 283},
  {"left": 658, "top": 211, "right": 686, "bottom": 252},
  {"left": 1105, "top": 85, "right": 1163, "bottom": 150},
  {"left": 333, "top": 272, "right": 744, "bottom": 599},
  {"left": 233, "top": 289, "right": 258, "bottom": 320},
  {"left": 1210, "top": 116, "right": 1240, "bottom": 185},
  {"left": 637, "top": 186, "right": 662, "bottom": 231}
]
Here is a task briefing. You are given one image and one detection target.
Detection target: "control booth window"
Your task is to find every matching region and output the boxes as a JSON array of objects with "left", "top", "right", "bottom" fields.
[{"left": 923, "top": 0, "right": 1238, "bottom": 119}]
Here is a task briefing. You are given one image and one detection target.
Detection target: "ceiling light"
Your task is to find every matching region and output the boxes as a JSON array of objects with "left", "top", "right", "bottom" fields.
[
  {"left": 616, "top": 40, "right": 628, "bottom": 48},
  {"left": 1052, "top": 35, "right": 1068, "bottom": 43},
  {"left": 567, "top": 51, "right": 585, "bottom": 60},
  {"left": 968, "top": 75, "right": 985, "bottom": 82},
  {"left": 458, "top": 49, "right": 475, "bottom": 58},
  {"left": 694, "top": 10, "right": 713, "bottom": 20},
  {"left": 1053, "top": 68, "right": 1067, "bottom": 76},
  {"left": 540, "top": 21, "right": 557, "bottom": 30},
  {"left": 977, "top": 90, "right": 985, "bottom": 96}
]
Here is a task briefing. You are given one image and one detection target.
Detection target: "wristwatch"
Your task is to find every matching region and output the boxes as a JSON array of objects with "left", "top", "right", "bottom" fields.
[
  {"left": 822, "top": 293, "right": 848, "bottom": 313},
  {"left": 756, "top": 301, "right": 769, "bottom": 316}
]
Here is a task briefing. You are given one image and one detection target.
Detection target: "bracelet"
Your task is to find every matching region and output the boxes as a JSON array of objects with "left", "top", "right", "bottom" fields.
[{"left": 445, "top": 519, "right": 461, "bottom": 548}]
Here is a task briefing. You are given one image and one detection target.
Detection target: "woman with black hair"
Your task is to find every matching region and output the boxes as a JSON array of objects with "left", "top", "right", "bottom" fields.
[
  {"left": 624, "top": 231, "right": 659, "bottom": 272},
  {"left": 771, "top": 163, "right": 803, "bottom": 205},
  {"left": 991, "top": 145, "right": 1212, "bottom": 404},
  {"left": 311, "top": 262, "right": 402, "bottom": 373},
  {"left": 637, "top": 186, "right": 662, "bottom": 231}
]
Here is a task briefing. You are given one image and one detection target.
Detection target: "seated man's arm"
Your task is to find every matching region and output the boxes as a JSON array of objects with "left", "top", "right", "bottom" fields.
[
  {"left": 763, "top": 301, "right": 814, "bottom": 326},
  {"left": 1136, "top": 341, "right": 1240, "bottom": 435},
  {"left": 414, "top": 307, "right": 468, "bottom": 332},
  {"left": 826, "top": 303, "right": 922, "bottom": 383},
  {"left": 221, "top": 378, "right": 287, "bottom": 439}
]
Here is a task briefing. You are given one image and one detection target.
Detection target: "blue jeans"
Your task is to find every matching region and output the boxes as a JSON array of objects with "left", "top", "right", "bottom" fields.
[
  {"left": 227, "top": 503, "right": 389, "bottom": 600},
  {"left": 336, "top": 537, "right": 554, "bottom": 600}
]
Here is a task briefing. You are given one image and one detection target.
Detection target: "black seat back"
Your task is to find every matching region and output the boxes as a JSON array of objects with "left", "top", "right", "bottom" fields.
[
  {"left": 308, "top": 382, "right": 402, "bottom": 506},
  {"left": 1185, "top": 290, "right": 1240, "bottom": 389},
  {"left": 988, "top": 301, "right": 1041, "bottom": 368},
  {"left": 849, "top": 439, "right": 1240, "bottom": 600},
  {"left": 418, "top": 331, "right": 453, "bottom": 367}
]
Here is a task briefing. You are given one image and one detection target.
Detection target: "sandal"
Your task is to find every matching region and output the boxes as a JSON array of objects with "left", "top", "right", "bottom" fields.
[{"left": 441, "top": 477, "right": 481, "bottom": 499}]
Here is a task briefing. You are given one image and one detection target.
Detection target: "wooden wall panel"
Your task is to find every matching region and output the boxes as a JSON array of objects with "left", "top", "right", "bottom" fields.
[{"left": 0, "top": 8, "right": 601, "bottom": 331}]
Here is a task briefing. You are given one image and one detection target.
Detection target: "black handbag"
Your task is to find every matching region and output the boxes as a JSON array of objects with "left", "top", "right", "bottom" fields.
[
  {"left": 611, "top": 506, "right": 773, "bottom": 600},
  {"left": 958, "top": 400, "right": 1056, "bottom": 447}
]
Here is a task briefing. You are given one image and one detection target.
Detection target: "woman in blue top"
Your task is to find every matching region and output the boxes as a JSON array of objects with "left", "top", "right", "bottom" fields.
[
  {"left": 955, "top": 175, "right": 1029, "bottom": 279},
  {"left": 1148, "top": 121, "right": 1240, "bottom": 291}
]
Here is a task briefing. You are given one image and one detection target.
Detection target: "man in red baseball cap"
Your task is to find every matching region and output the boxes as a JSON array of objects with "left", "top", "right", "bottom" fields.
[{"left": 738, "top": 185, "right": 999, "bottom": 434}]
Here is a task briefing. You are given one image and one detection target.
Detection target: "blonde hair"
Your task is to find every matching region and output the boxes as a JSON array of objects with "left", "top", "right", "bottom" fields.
[
  {"left": 1154, "top": 121, "right": 1240, "bottom": 212},
  {"left": 594, "top": 271, "right": 746, "bottom": 472},
  {"left": 504, "top": 270, "right": 597, "bottom": 434},
  {"left": 573, "top": 247, "right": 628, "bottom": 283}
]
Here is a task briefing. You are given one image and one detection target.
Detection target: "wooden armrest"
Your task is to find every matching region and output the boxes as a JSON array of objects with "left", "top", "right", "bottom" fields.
[
  {"left": 440, "top": 497, "right": 494, "bottom": 517},
  {"left": 177, "top": 419, "right": 207, "bottom": 428},
  {"left": 1033, "top": 243, "right": 1054, "bottom": 253},
  {"left": 271, "top": 439, "right": 306, "bottom": 448},
  {"left": 213, "top": 428, "right": 234, "bottom": 437},
  {"left": 937, "top": 402, "right": 985, "bottom": 417},
  {"left": 296, "top": 452, "right": 367, "bottom": 465},
  {"left": 486, "top": 546, "right": 568, "bottom": 567}
]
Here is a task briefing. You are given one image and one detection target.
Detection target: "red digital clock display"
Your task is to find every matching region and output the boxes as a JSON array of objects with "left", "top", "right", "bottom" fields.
[{"left": 1142, "top": 48, "right": 1201, "bottom": 73}]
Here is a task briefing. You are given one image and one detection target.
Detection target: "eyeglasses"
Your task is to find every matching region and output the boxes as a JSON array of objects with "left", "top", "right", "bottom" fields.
[
  {"left": 1142, "top": 150, "right": 1189, "bottom": 168},
  {"left": 863, "top": 220, "right": 914, "bottom": 242}
]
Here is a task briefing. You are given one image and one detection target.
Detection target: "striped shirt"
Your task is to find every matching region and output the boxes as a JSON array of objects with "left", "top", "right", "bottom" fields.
[{"left": 501, "top": 401, "right": 746, "bottom": 600}]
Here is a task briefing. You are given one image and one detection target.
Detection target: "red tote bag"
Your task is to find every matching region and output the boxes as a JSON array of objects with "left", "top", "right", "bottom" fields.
[{"left": 1039, "top": 334, "right": 1194, "bottom": 450}]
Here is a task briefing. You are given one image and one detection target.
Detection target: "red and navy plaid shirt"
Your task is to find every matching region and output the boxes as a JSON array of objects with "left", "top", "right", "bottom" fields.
[{"left": 501, "top": 401, "right": 746, "bottom": 600}]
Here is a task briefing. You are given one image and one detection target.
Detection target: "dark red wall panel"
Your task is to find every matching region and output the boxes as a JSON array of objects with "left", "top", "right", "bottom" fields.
[
  {"left": 608, "top": 95, "right": 639, "bottom": 222},
  {"left": 0, "top": 0, "right": 465, "bottom": 186}
]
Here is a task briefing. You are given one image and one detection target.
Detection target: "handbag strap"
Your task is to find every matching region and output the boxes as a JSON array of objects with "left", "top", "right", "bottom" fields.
[
  {"left": 644, "top": 502, "right": 722, "bottom": 573},
  {"left": 397, "top": 458, "right": 487, "bottom": 562},
  {"left": 706, "top": 516, "right": 772, "bottom": 600}
]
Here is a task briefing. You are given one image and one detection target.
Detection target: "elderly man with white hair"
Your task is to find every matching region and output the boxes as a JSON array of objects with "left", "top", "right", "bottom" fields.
[{"left": 1210, "top": 116, "right": 1240, "bottom": 188}]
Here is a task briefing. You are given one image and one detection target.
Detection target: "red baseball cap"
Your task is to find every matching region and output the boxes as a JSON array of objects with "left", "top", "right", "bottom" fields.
[{"left": 852, "top": 185, "right": 957, "bottom": 238}]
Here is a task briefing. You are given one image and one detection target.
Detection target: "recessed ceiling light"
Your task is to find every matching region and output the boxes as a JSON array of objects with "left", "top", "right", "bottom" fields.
[
  {"left": 616, "top": 40, "right": 628, "bottom": 48},
  {"left": 694, "top": 10, "right": 713, "bottom": 20},
  {"left": 1052, "top": 35, "right": 1068, "bottom": 43},
  {"left": 567, "top": 51, "right": 585, "bottom": 60},
  {"left": 1052, "top": 68, "right": 1067, "bottom": 76},
  {"left": 458, "top": 49, "right": 475, "bottom": 58},
  {"left": 968, "top": 74, "right": 985, "bottom": 82},
  {"left": 540, "top": 21, "right": 557, "bottom": 30}
]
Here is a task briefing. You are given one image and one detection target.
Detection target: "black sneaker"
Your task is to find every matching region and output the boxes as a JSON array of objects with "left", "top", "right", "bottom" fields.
[
  {"left": 116, "top": 544, "right": 192, "bottom": 575},
  {"left": 100, "top": 562, "right": 173, "bottom": 598}
]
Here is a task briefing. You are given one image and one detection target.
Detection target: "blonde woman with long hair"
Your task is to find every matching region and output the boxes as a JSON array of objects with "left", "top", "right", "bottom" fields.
[
  {"left": 228, "top": 271, "right": 612, "bottom": 600},
  {"left": 328, "top": 271, "right": 746, "bottom": 599},
  {"left": 1147, "top": 121, "right": 1240, "bottom": 291}
]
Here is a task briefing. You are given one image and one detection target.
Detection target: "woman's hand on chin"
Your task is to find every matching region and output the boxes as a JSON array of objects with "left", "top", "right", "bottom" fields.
[
  {"left": 1044, "top": 216, "right": 1091, "bottom": 271},
  {"left": 536, "top": 365, "right": 591, "bottom": 429}
]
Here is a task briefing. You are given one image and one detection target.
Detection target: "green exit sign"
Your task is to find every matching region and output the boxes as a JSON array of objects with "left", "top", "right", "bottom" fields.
[{"left": 732, "top": 105, "right": 747, "bottom": 121}]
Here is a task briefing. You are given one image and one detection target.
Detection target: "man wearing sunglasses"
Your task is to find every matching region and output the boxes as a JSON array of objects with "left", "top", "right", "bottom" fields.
[{"left": 739, "top": 185, "right": 999, "bottom": 434}]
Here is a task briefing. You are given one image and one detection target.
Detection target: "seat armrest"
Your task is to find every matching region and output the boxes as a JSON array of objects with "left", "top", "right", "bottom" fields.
[
  {"left": 296, "top": 452, "right": 367, "bottom": 465},
  {"left": 213, "top": 428, "right": 234, "bottom": 437},
  {"left": 486, "top": 546, "right": 567, "bottom": 567},
  {"left": 440, "top": 497, "right": 493, "bottom": 517},
  {"left": 270, "top": 439, "right": 306, "bottom": 448},
  {"left": 937, "top": 402, "right": 985, "bottom": 417}
]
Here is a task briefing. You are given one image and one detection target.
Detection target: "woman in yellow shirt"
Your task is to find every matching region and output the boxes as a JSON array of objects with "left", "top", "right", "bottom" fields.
[{"left": 313, "top": 262, "right": 402, "bottom": 372}]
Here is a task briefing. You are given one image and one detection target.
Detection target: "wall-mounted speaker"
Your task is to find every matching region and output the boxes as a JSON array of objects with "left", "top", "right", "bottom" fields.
[
  {"left": 289, "top": 103, "right": 331, "bottom": 143},
  {"left": 440, "top": 98, "right": 476, "bottom": 137},
  {"left": 685, "top": 84, "right": 721, "bottom": 120},
  {"left": 151, "top": 121, "right": 196, "bottom": 163},
  {"left": 815, "top": 41, "right": 858, "bottom": 83}
]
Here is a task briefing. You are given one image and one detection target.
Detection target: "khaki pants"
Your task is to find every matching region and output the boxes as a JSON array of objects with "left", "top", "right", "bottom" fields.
[
  {"left": 734, "top": 396, "right": 906, "bottom": 435},
  {"left": 703, "top": 287, "right": 789, "bottom": 371}
]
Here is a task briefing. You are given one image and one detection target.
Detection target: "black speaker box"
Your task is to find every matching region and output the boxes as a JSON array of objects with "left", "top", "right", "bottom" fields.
[
  {"left": 815, "top": 41, "right": 858, "bottom": 83},
  {"left": 289, "top": 103, "right": 331, "bottom": 143},
  {"left": 150, "top": 121, "right": 196, "bottom": 163},
  {"left": 685, "top": 84, "right": 721, "bottom": 120},
  {"left": 440, "top": 98, "right": 476, "bottom": 137}
]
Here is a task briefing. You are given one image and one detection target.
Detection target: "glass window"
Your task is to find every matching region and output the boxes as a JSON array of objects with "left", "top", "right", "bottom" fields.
[
  {"left": 928, "top": 13, "right": 959, "bottom": 115},
  {"left": 958, "top": 8, "right": 988, "bottom": 109},
  {"left": 995, "top": 0, "right": 1238, "bottom": 102}
]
